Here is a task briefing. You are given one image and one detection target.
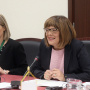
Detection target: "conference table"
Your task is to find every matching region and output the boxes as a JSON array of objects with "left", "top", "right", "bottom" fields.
[
  {"left": 0, "top": 74, "right": 46, "bottom": 90},
  {"left": 0, "top": 74, "right": 67, "bottom": 90}
]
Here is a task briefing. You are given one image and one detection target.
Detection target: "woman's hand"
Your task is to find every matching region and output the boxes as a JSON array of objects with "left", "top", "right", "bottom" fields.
[
  {"left": 0, "top": 67, "right": 9, "bottom": 74},
  {"left": 51, "top": 69, "right": 65, "bottom": 81},
  {"left": 44, "top": 70, "right": 52, "bottom": 80},
  {"left": 0, "top": 67, "right": 5, "bottom": 74}
]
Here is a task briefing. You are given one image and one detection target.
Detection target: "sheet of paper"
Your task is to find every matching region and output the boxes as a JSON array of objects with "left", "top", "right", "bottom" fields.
[
  {"left": 21, "top": 80, "right": 37, "bottom": 90},
  {"left": 21, "top": 79, "right": 67, "bottom": 88},
  {"left": 83, "top": 82, "right": 90, "bottom": 86},
  {"left": 0, "top": 82, "right": 11, "bottom": 89},
  {"left": 36, "top": 79, "right": 67, "bottom": 88}
]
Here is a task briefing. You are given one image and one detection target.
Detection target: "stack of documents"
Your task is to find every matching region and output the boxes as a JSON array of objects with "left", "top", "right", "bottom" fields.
[
  {"left": 83, "top": 82, "right": 90, "bottom": 86},
  {"left": 0, "top": 82, "right": 11, "bottom": 89},
  {"left": 21, "top": 79, "right": 67, "bottom": 90},
  {"left": 0, "top": 79, "right": 67, "bottom": 89},
  {"left": 36, "top": 79, "right": 67, "bottom": 87}
]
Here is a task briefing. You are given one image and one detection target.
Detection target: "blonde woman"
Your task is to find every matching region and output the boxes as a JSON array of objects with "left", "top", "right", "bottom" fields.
[{"left": 0, "top": 14, "right": 27, "bottom": 75}]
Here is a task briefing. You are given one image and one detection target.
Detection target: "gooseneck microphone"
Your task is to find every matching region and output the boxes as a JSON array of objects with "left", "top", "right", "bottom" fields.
[
  {"left": 21, "top": 56, "right": 39, "bottom": 82},
  {"left": 23, "top": 56, "right": 39, "bottom": 77},
  {"left": 11, "top": 56, "right": 39, "bottom": 89},
  {"left": 30, "top": 56, "right": 39, "bottom": 68}
]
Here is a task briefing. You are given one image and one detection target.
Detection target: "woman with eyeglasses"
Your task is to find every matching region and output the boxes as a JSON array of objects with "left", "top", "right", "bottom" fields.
[
  {"left": 0, "top": 14, "right": 28, "bottom": 75},
  {"left": 31, "top": 15, "right": 90, "bottom": 82}
]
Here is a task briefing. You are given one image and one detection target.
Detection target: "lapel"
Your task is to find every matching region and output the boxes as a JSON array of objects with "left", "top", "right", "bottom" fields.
[
  {"left": 64, "top": 44, "right": 71, "bottom": 73},
  {"left": 46, "top": 46, "right": 52, "bottom": 69}
]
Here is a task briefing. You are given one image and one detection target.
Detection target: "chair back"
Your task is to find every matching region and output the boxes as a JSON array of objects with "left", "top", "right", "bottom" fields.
[
  {"left": 77, "top": 37, "right": 90, "bottom": 56},
  {"left": 16, "top": 38, "right": 41, "bottom": 66},
  {"left": 82, "top": 41, "right": 90, "bottom": 56}
]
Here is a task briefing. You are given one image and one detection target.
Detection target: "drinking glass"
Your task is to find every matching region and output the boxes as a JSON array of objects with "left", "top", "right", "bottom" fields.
[
  {"left": 85, "top": 85, "right": 90, "bottom": 90},
  {"left": 66, "top": 78, "right": 82, "bottom": 90}
]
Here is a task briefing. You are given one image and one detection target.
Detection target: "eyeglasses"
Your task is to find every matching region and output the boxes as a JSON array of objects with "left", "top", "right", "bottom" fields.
[{"left": 44, "top": 28, "right": 58, "bottom": 33}]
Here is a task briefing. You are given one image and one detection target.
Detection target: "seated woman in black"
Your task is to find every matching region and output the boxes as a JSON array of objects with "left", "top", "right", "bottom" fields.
[
  {"left": 0, "top": 14, "right": 28, "bottom": 75},
  {"left": 31, "top": 15, "right": 90, "bottom": 82}
]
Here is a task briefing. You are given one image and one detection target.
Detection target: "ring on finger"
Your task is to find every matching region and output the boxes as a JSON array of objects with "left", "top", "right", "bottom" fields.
[
  {"left": 54, "top": 74, "right": 56, "bottom": 76},
  {"left": 46, "top": 75, "right": 48, "bottom": 78}
]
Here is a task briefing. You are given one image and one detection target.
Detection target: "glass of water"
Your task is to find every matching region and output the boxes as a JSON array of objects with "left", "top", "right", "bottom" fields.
[
  {"left": 85, "top": 85, "right": 90, "bottom": 90},
  {"left": 66, "top": 78, "right": 82, "bottom": 90}
]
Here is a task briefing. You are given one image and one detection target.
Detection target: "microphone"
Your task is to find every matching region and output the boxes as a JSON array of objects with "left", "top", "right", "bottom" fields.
[
  {"left": 21, "top": 56, "right": 39, "bottom": 82},
  {"left": 11, "top": 56, "right": 39, "bottom": 88},
  {"left": 30, "top": 56, "right": 39, "bottom": 68}
]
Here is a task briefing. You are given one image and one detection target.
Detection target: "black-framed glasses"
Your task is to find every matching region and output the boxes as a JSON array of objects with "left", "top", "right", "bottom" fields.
[{"left": 44, "top": 28, "right": 58, "bottom": 33}]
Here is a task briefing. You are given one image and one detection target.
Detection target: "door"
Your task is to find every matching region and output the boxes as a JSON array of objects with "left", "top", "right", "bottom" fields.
[{"left": 68, "top": 0, "right": 90, "bottom": 38}]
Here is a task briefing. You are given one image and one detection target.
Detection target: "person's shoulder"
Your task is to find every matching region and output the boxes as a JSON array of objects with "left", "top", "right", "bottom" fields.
[
  {"left": 40, "top": 38, "right": 44, "bottom": 44},
  {"left": 41, "top": 38, "right": 44, "bottom": 42},
  {"left": 8, "top": 38, "right": 22, "bottom": 47},
  {"left": 40, "top": 38, "right": 46, "bottom": 47},
  {"left": 40, "top": 38, "right": 51, "bottom": 48},
  {"left": 71, "top": 39, "right": 83, "bottom": 45},
  {"left": 70, "top": 39, "right": 84, "bottom": 49}
]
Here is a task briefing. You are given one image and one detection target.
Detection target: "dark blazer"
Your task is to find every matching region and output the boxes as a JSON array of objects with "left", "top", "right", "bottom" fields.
[
  {"left": 31, "top": 39, "right": 90, "bottom": 82},
  {"left": 0, "top": 38, "right": 28, "bottom": 75}
]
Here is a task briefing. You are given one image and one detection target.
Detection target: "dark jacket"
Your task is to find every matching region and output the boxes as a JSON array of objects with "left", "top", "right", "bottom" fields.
[
  {"left": 31, "top": 39, "right": 90, "bottom": 82},
  {"left": 0, "top": 38, "right": 28, "bottom": 75}
]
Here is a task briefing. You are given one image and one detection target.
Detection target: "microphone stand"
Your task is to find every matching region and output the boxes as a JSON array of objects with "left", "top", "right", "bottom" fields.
[
  {"left": 21, "top": 56, "right": 39, "bottom": 86},
  {"left": 21, "top": 66, "right": 36, "bottom": 84}
]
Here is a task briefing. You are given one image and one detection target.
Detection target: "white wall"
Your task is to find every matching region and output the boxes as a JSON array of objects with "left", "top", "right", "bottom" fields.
[{"left": 0, "top": 0, "right": 68, "bottom": 39}]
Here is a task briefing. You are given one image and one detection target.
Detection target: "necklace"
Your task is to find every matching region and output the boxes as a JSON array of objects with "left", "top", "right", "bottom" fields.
[{"left": 0, "top": 40, "right": 5, "bottom": 51}]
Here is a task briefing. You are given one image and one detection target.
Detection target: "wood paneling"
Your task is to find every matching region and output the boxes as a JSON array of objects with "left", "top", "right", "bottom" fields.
[{"left": 68, "top": 0, "right": 90, "bottom": 38}]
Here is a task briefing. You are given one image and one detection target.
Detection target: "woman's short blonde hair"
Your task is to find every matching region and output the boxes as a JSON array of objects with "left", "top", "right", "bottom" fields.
[
  {"left": 44, "top": 15, "right": 76, "bottom": 48},
  {"left": 0, "top": 14, "right": 11, "bottom": 40}
]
